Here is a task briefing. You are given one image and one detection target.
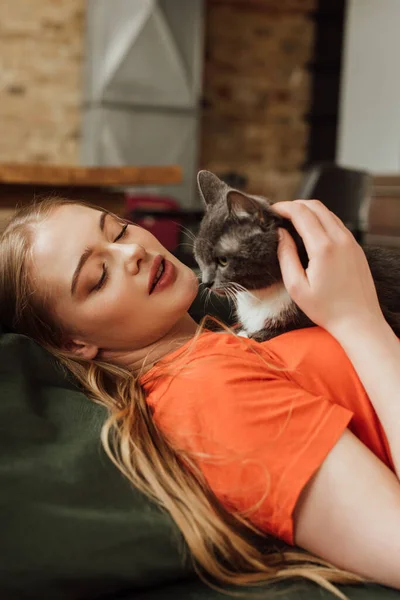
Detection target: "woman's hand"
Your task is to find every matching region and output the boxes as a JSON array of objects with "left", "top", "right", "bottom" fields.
[
  {"left": 273, "top": 200, "right": 400, "bottom": 482},
  {"left": 272, "top": 199, "right": 384, "bottom": 337}
]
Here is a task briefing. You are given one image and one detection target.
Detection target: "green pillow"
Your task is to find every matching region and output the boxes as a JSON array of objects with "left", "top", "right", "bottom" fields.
[
  {"left": 0, "top": 331, "right": 191, "bottom": 599},
  {"left": 0, "top": 330, "right": 398, "bottom": 600}
]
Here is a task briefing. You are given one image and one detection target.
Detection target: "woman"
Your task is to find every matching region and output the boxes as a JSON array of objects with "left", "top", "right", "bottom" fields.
[{"left": 1, "top": 196, "right": 400, "bottom": 596}]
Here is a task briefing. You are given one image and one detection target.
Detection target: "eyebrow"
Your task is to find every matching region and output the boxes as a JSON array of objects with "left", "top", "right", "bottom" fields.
[{"left": 70, "top": 211, "right": 108, "bottom": 296}]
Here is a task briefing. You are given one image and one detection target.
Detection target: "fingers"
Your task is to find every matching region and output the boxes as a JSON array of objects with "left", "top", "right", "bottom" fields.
[
  {"left": 273, "top": 200, "right": 331, "bottom": 255},
  {"left": 296, "top": 200, "right": 351, "bottom": 237},
  {"left": 274, "top": 199, "right": 349, "bottom": 234},
  {"left": 273, "top": 199, "right": 354, "bottom": 251},
  {"left": 277, "top": 228, "right": 309, "bottom": 298}
]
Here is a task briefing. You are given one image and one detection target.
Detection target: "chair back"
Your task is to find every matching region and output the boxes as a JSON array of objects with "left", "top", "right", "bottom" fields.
[{"left": 296, "top": 162, "right": 372, "bottom": 242}]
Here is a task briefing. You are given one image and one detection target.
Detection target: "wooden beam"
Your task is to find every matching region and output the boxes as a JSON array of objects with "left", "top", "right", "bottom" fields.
[
  {"left": 206, "top": 0, "right": 316, "bottom": 13},
  {"left": 0, "top": 164, "right": 182, "bottom": 187}
]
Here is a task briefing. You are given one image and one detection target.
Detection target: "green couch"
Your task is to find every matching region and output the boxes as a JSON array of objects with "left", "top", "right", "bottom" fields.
[{"left": 1, "top": 324, "right": 399, "bottom": 600}]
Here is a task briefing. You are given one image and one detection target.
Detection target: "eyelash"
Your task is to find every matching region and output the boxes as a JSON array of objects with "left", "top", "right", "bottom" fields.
[{"left": 92, "top": 223, "right": 128, "bottom": 292}]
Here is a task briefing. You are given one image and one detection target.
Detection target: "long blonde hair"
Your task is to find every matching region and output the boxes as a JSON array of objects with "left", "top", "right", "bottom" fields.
[{"left": 0, "top": 198, "right": 362, "bottom": 599}]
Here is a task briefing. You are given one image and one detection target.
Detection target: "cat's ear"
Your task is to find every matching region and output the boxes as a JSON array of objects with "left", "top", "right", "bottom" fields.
[
  {"left": 227, "top": 190, "right": 266, "bottom": 221},
  {"left": 197, "top": 170, "right": 226, "bottom": 206}
]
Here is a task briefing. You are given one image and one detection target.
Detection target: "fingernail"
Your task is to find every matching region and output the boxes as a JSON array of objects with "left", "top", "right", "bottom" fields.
[{"left": 278, "top": 228, "right": 285, "bottom": 241}]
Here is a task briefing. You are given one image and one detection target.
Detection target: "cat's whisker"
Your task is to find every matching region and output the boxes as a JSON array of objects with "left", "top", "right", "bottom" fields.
[
  {"left": 177, "top": 242, "right": 195, "bottom": 250},
  {"left": 224, "top": 289, "right": 238, "bottom": 320},
  {"left": 226, "top": 292, "right": 236, "bottom": 310},
  {"left": 223, "top": 285, "right": 239, "bottom": 308},
  {"left": 203, "top": 289, "right": 222, "bottom": 317},
  {"left": 228, "top": 283, "right": 246, "bottom": 301},
  {"left": 230, "top": 282, "right": 248, "bottom": 295},
  {"left": 199, "top": 286, "right": 210, "bottom": 310},
  {"left": 226, "top": 284, "right": 236, "bottom": 298},
  {"left": 230, "top": 282, "right": 261, "bottom": 303},
  {"left": 221, "top": 287, "right": 231, "bottom": 303},
  {"left": 180, "top": 225, "right": 195, "bottom": 238},
  {"left": 230, "top": 282, "right": 246, "bottom": 293},
  {"left": 223, "top": 299, "right": 235, "bottom": 320},
  {"left": 205, "top": 288, "right": 214, "bottom": 307},
  {"left": 179, "top": 225, "right": 197, "bottom": 242},
  {"left": 217, "top": 284, "right": 235, "bottom": 317},
  {"left": 228, "top": 284, "right": 242, "bottom": 297},
  {"left": 202, "top": 285, "right": 215, "bottom": 307},
  {"left": 198, "top": 283, "right": 209, "bottom": 297}
]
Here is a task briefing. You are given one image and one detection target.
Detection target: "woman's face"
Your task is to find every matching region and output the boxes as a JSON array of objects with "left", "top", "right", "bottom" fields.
[{"left": 31, "top": 203, "right": 199, "bottom": 356}]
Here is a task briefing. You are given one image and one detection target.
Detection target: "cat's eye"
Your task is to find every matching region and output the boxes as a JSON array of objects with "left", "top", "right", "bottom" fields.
[{"left": 217, "top": 256, "right": 228, "bottom": 267}]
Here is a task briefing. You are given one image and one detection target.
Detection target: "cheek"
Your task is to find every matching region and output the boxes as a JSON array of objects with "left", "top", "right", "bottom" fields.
[
  {"left": 140, "top": 228, "right": 165, "bottom": 251},
  {"left": 185, "top": 267, "right": 200, "bottom": 299},
  {"left": 219, "top": 264, "right": 233, "bottom": 280},
  {"left": 170, "top": 263, "right": 199, "bottom": 303},
  {"left": 80, "top": 286, "right": 134, "bottom": 331}
]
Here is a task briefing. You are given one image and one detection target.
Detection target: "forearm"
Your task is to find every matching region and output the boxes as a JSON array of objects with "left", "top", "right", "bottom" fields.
[{"left": 332, "top": 317, "right": 400, "bottom": 477}]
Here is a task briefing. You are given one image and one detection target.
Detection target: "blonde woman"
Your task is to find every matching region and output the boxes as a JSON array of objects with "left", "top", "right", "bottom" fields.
[{"left": 1, "top": 196, "right": 399, "bottom": 597}]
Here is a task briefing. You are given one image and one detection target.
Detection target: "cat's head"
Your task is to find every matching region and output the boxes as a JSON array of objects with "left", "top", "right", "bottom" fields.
[{"left": 194, "top": 170, "right": 288, "bottom": 294}]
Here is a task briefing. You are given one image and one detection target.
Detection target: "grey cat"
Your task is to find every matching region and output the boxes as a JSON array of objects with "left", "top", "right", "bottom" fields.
[{"left": 194, "top": 170, "right": 400, "bottom": 342}]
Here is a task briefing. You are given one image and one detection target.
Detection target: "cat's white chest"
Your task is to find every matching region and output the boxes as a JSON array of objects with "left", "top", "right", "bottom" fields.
[{"left": 235, "top": 284, "right": 294, "bottom": 335}]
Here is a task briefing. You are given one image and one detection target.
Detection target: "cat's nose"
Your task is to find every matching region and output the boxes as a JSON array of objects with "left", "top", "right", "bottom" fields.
[{"left": 202, "top": 280, "right": 214, "bottom": 289}]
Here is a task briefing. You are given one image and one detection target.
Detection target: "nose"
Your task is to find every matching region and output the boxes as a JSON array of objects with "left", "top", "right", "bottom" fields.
[
  {"left": 120, "top": 243, "right": 146, "bottom": 275},
  {"left": 201, "top": 267, "right": 215, "bottom": 289},
  {"left": 202, "top": 280, "right": 214, "bottom": 289}
]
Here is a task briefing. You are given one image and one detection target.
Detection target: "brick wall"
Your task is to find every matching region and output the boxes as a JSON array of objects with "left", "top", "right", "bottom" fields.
[
  {"left": 0, "top": 0, "right": 85, "bottom": 164},
  {"left": 0, "top": 0, "right": 315, "bottom": 202},
  {"left": 200, "top": 0, "right": 316, "bottom": 201}
]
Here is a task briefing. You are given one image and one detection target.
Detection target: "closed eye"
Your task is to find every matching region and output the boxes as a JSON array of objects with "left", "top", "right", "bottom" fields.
[
  {"left": 92, "top": 263, "right": 108, "bottom": 293},
  {"left": 114, "top": 223, "right": 128, "bottom": 242},
  {"left": 91, "top": 223, "right": 128, "bottom": 293}
]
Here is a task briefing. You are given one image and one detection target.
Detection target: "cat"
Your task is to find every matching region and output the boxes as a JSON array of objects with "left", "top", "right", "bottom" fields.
[{"left": 193, "top": 170, "right": 400, "bottom": 342}]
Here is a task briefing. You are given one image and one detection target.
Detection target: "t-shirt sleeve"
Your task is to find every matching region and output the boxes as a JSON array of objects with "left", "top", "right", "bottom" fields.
[{"left": 152, "top": 343, "right": 353, "bottom": 545}]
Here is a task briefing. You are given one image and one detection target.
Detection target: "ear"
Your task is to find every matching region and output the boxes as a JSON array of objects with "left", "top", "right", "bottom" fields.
[
  {"left": 63, "top": 339, "right": 99, "bottom": 360},
  {"left": 197, "top": 170, "right": 227, "bottom": 206},
  {"left": 227, "top": 190, "right": 266, "bottom": 221}
]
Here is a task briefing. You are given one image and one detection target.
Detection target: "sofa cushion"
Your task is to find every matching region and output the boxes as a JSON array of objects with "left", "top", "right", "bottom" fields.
[{"left": 0, "top": 331, "right": 191, "bottom": 599}]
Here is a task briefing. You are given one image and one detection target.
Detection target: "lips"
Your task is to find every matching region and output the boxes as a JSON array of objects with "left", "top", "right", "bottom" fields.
[{"left": 148, "top": 255, "right": 164, "bottom": 294}]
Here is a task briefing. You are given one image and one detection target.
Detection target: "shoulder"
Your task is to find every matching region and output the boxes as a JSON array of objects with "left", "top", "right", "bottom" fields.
[
  {"left": 150, "top": 330, "right": 279, "bottom": 378},
  {"left": 144, "top": 329, "right": 349, "bottom": 439},
  {"left": 163, "top": 331, "right": 283, "bottom": 386},
  {"left": 143, "top": 330, "right": 286, "bottom": 426},
  {"left": 261, "top": 327, "right": 347, "bottom": 363}
]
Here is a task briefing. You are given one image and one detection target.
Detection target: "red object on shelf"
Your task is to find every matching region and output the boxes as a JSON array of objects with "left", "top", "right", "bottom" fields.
[{"left": 124, "top": 194, "right": 182, "bottom": 251}]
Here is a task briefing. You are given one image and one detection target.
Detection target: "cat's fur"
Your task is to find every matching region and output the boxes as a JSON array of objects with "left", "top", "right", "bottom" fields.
[{"left": 194, "top": 170, "right": 400, "bottom": 342}]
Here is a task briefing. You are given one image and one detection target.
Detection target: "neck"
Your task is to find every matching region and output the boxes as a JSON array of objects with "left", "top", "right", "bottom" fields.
[{"left": 100, "top": 312, "right": 199, "bottom": 375}]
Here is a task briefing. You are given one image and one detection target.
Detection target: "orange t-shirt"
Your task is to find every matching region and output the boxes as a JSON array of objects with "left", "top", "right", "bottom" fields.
[{"left": 140, "top": 327, "right": 393, "bottom": 545}]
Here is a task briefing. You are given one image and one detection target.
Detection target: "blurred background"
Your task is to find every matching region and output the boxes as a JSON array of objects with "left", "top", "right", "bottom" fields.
[{"left": 0, "top": 0, "right": 399, "bottom": 260}]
